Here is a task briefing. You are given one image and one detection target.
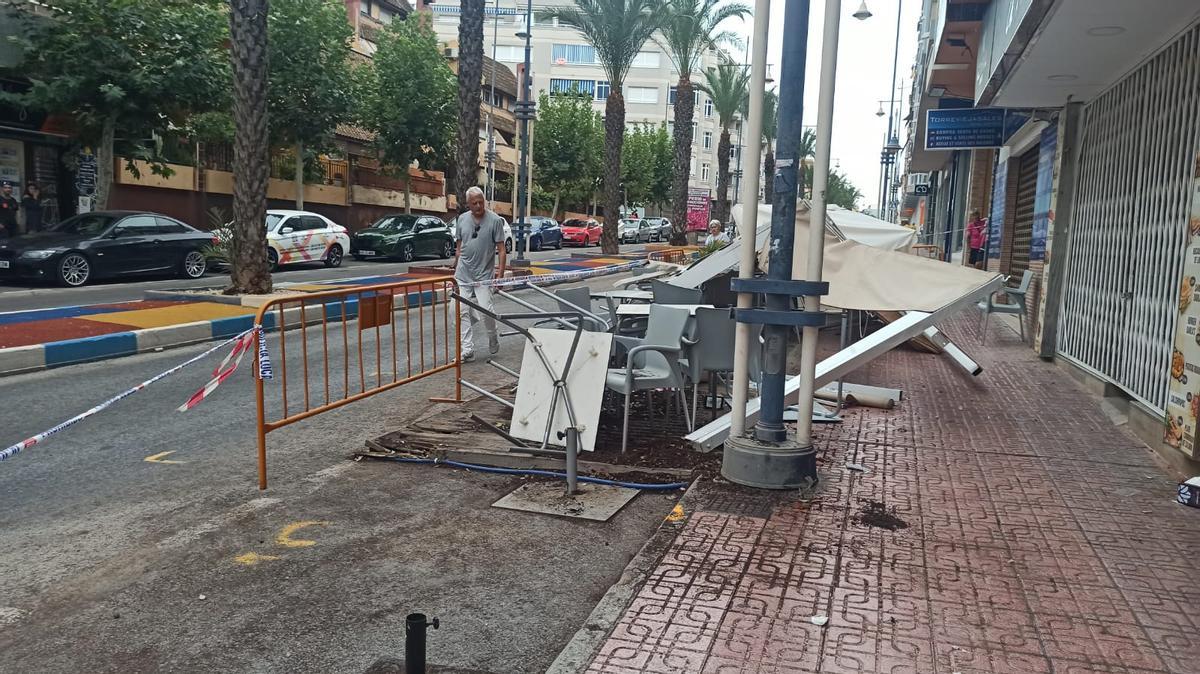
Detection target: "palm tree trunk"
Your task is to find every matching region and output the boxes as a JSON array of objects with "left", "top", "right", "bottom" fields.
[
  {"left": 669, "top": 76, "right": 693, "bottom": 246},
  {"left": 228, "top": 0, "right": 272, "bottom": 295},
  {"left": 455, "top": 0, "right": 485, "bottom": 208},
  {"left": 93, "top": 115, "right": 117, "bottom": 211},
  {"left": 294, "top": 141, "right": 304, "bottom": 209},
  {"left": 601, "top": 91, "right": 625, "bottom": 254},
  {"left": 764, "top": 142, "right": 774, "bottom": 189},
  {"left": 716, "top": 126, "right": 731, "bottom": 224}
]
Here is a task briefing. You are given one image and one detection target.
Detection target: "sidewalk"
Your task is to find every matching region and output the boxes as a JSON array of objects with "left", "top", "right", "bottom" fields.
[{"left": 582, "top": 312, "right": 1199, "bottom": 673}]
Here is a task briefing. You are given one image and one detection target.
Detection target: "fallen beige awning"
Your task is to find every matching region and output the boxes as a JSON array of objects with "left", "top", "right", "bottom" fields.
[{"left": 755, "top": 203, "right": 1001, "bottom": 312}]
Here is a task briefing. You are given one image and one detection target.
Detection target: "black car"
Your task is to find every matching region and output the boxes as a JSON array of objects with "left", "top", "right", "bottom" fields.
[
  {"left": 0, "top": 211, "right": 214, "bottom": 287},
  {"left": 526, "top": 216, "right": 563, "bottom": 251}
]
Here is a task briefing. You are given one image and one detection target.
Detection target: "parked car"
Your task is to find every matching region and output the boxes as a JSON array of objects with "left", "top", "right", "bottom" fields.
[
  {"left": 643, "top": 217, "right": 674, "bottom": 242},
  {"left": 0, "top": 210, "right": 214, "bottom": 287},
  {"left": 526, "top": 216, "right": 563, "bottom": 251},
  {"left": 351, "top": 214, "right": 455, "bottom": 262},
  {"left": 561, "top": 218, "right": 602, "bottom": 246},
  {"left": 216, "top": 209, "right": 349, "bottom": 271},
  {"left": 618, "top": 218, "right": 653, "bottom": 244}
]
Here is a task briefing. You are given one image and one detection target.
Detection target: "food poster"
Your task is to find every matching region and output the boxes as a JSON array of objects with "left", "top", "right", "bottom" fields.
[
  {"left": 1032, "top": 119, "right": 1062, "bottom": 353},
  {"left": 1163, "top": 150, "right": 1200, "bottom": 459}
]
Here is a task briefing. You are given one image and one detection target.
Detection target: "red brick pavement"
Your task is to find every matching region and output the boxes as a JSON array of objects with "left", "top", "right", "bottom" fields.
[{"left": 585, "top": 313, "right": 1200, "bottom": 673}]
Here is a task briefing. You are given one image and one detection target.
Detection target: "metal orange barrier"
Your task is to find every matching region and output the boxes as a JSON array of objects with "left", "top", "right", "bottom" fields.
[
  {"left": 253, "top": 276, "right": 461, "bottom": 489},
  {"left": 648, "top": 248, "right": 691, "bottom": 266}
]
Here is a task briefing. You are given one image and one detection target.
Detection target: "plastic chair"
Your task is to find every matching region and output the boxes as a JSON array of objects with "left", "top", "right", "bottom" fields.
[
  {"left": 534, "top": 286, "right": 610, "bottom": 332},
  {"left": 650, "top": 278, "right": 703, "bottom": 305},
  {"left": 605, "top": 305, "right": 692, "bottom": 453},
  {"left": 978, "top": 269, "right": 1033, "bottom": 344},
  {"left": 681, "top": 307, "right": 737, "bottom": 429}
]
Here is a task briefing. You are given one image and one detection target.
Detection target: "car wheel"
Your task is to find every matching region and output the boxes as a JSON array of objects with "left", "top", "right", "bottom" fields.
[
  {"left": 324, "top": 244, "right": 344, "bottom": 268},
  {"left": 440, "top": 240, "right": 453, "bottom": 259},
  {"left": 267, "top": 248, "right": 279, "bottom": 272},
  {"left": 180, "top": 250, "right": 207, "bottom": 279},
  {"left": 57, "top": 252, "right": 91, "bottom": 287},
  {"left": 554, "top": 237, "right": 563, "bottom": 250},
  {"left": 531, "top": 235, "right": 542, "bottom": 252},
  {"left": 505, "top": 239, "right": 513, "bottom": 254},
  {"left": 400, "top": 242, "right": 415, "bottom": 262}
]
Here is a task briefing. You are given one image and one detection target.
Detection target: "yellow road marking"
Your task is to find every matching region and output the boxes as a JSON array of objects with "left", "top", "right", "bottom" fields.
[
  {"left": 234, "top": 552, "right": 281, "bottom": 566},
  {"left": 665, "top": 504, "right": 685, "bottom": 522},
  {"left": 275, "top": 520, "right": 330, "bottom": 548},
  {"left": 144, "top": 451, "right": 185, "bottom": 465}
]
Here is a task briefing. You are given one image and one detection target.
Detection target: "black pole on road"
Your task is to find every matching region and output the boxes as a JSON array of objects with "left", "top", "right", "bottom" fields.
[
  {"left": 404, "top": 613, "right": 439, "bottom": 673},
  {"left": 513, "top": 0, "right": 535, "bottom": 267},
  {"left": 722, "top": 0, "right": 825, "bottom": 490}
]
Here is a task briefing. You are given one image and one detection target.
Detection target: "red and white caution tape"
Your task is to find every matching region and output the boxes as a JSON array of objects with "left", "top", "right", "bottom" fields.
[
  {"left": 0, "top": 327, "right": 257, "bottom": 463},
  {"left": 177, "top": 329, "right": 257, "bottom": 412}
]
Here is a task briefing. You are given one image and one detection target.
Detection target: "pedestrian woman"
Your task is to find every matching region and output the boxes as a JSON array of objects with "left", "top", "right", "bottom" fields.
[
  {"left": 966, "top": 209, "right": 987, "bottom": 269},
  {"left": 21, "top": 182, "right": 44, "bottom": 233}
]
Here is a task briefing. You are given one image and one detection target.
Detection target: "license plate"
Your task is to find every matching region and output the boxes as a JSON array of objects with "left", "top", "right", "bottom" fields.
[
  {"left": 0, "top": 261, "right": 9, "bottom": 269},
  {"left": 359, "top": 250, "right": 375, "bottom": 257}
]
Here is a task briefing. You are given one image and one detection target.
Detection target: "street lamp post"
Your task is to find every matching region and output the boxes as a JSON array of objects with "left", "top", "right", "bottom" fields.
[
  {"left": 485, "top": 0, "right": 500, "bottom": 201},
  {"left": 877, "top": 0, "right": 902, "bottom": 218},
  {"left": 513, "top": 0, "right": 535, "bottom": 265}
]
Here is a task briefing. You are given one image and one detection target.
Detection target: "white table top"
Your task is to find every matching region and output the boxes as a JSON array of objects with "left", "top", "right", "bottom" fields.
[
  {"left": 592, "top": 289, "right": 653, "bottom": 301},
  {"left": 615, "top": 303, "right": 716, "bottom": 316}
]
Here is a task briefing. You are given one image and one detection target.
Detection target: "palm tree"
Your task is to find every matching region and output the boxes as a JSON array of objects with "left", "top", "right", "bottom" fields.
[
  {"left": 698, "top": 61, "right": 749, "bottom": 224},
  {"left": 455, "top": 0, "right": 485, "bottom": 210},
  {"left": 655, "top": 0, "right": 747, "bottom": 245},
  {"left": 228, "top": 0, "right": 272, "bottom": 294},
  {"left": 761, "top": 88, "right": 777, "bottom": 187},
  {"left": 540, "top": 0, "right": 661, "bottom": 254}
]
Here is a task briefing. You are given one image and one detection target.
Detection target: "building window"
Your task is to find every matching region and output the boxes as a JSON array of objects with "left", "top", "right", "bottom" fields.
[
  {"left": 691, "top": 158, "right": 697, "bottom": 177},
  {"left": 378, "top": 6, "right": 394, "bottom": 23},
  {"left": 704, "top": 98, "right": 713, "bottom": 117},
  {"left": 360, "top": 0, "right": 372, "bottom": 16},
  {"left": 668, "top": 86, "right": 677, "bottom": 105},
  {"left": 551, "top": 43, "right": 596, "bottom": 65},
  {"left": 493, "top": 45, "right": 524, "bottom": 62},
  {"left": 632, "top": 51, "right": 661, "bottom": 68},
  {"left": 595, "top": 81, "right": 610, "bottom": 101},
  {"left": 667, "top": 120, "right": 674, "bottom": 136},
  {"left": 549, "top": 78, "right": 595, "bottom": 97},
  {"left": 701, "top": 163, "right": 710, "bottom": 181},
  {"left": 703, "top": 131, "right": 712, "bottom": 150},
  {"left": 627, "top": 86, "right": 659, "bottom": 104},
  {"left": 692, "top": 121, "right": 697, "bottom": 142}
]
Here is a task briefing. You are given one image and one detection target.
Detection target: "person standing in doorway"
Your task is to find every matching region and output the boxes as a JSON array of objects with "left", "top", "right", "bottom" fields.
[
  {"left": 453, "top": 186, "right": 507, "bottom": 362},
  {"left": 967, "top": 210, "right": 988, "bottom": 269},
  {"left": 0, "top": 181, "right": 19, "bottom": 238},
  {"left": 21, "top": 183, "right": 43, "bottom": 233}
]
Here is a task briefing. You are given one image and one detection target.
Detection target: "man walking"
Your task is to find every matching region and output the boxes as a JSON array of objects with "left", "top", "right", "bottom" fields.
[
  {"left": 0, "top": 181, "right": 18, "bottom": 238},
  {"left": 453, "top": 186, "right": 507, "bottom": 361}
]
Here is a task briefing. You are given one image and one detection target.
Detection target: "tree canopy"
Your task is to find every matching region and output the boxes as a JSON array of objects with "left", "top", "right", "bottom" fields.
[
  {"left": 532, "top": 92, "right": 603, "bottom": 217},
  {"left": 621, "top": 122, "right": 672, "bottom": 208}
]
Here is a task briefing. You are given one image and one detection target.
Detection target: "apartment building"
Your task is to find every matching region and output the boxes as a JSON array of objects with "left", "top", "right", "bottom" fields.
[{"left": 426, "top": 1, "right": 731, "bottom": 205}]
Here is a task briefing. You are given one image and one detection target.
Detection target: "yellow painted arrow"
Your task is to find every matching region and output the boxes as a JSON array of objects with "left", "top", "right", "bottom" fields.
[
  {"left": 234, "top": 552, "right": 281, "bottom": 566},
  {"left": 275, "top": 520, "right": 330, "bottom": 548},
  {"left": 144, "top": 451, "right": 185, "bottom": 465}
]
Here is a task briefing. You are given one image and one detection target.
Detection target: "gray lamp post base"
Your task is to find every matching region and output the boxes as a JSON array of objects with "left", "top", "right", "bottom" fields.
[{"left": 722, "top": 434, "right": 818, "bottom": 490}]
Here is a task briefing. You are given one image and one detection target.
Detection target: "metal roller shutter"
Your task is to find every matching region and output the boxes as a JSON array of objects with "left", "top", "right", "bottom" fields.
[{"left": 1008, "top": 148, "right": 1039, "bottom": 277}]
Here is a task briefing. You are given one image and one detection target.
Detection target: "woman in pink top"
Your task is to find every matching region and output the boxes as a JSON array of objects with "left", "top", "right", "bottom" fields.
[{"left": 967, "top": 210, "right": 987, "bottom": 268}]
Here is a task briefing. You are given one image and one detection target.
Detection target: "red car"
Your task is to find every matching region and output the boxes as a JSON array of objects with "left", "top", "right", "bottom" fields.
[{"left": 561, "top": 218, "right": 603, "bottom": 246}]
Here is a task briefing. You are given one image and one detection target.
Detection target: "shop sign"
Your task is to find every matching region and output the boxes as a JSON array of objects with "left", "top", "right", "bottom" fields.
[{"left": 926, "top": 108, "right": 1007, "bottom": 150}]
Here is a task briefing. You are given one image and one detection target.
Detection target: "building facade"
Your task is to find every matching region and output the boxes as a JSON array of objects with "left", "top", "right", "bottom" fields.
[
  {"left": 426, "top": 1, "right": 731, "bottom": 212},
  {"left": 903, "top": 0, "right": 1200, "bottom": 469}
]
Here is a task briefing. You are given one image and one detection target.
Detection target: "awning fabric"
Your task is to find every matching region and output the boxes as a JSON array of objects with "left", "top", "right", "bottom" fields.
[{"left": 826, "top": 205, "right": 916, "bottom": 252}]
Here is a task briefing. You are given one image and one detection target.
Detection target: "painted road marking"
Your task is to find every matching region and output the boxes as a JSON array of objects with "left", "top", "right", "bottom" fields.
[
  {"left": 234, "top": 552, "right": 281, "bottom": 566},
  {"left": 144, "top": 451, "right": 185, "bottom": 465},
  {"left": 275, "top": 520, "right": 330, "bottom": 548},
  {"left": 665, "top": 504, "right": 685, "bottom": 522}
]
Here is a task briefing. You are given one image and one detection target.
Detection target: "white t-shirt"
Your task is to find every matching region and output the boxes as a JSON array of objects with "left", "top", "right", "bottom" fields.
[{"left": 704, "top": 232, "right": 730, "bottom": 246}]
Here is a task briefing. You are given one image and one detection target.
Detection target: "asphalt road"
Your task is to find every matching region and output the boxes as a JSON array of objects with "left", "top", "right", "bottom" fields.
[
  {"left": 0, "top": 274, "right": 676, "bottom": 673},
  {"left": 0, "top": 244, "right": 627, "bottom": 313}
]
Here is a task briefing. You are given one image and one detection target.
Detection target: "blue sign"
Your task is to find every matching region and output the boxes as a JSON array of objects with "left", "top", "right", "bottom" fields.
[
  {"left": 926, "top": 108, "right": 1007, "bottom": 150},
  {"left": 1031, "top": 125, "right": 1058, "bottom": 261}
]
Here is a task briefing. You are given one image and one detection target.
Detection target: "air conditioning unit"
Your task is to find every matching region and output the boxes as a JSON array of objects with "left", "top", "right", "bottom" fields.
[{"left": 443, "top": 46, "right": 458, "bottom": 58}]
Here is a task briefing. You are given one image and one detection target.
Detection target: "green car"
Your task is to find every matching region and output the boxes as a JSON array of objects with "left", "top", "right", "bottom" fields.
[{"left": 350, "top": 214, "right": 455, "bottom": 262}]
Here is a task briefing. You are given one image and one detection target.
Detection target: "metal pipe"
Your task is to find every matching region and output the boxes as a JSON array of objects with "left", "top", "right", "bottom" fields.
[
  {"left": 794, "top": 0, "right": 843, "bottom": 450},
  {"left": 485, "top": 0, "right": 499, "bottom": 201},
  {"left": 728, "top": 0, "right": 772, "bottom": 438},
  {"left": 462, "top": 378, "right": 515, "bottom": 408},
  {"left": 565, "top": 426, "right": 579, "bottom": 495},
  {"left": 754, "top": 0, "right": 810, "bottom": 443},
  {"left": 514, "top": 0, "right": 533, "bottom": 261},
  {"left": 405, "top": 613, "right": 439, "bottom": 674}
]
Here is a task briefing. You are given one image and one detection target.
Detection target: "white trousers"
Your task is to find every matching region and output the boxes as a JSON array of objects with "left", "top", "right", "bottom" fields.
[{"left": 458, "top": 282, "right": 497, "bottom": 355}]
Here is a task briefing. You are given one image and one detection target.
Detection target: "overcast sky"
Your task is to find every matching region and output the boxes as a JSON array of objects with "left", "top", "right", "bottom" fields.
[{"left": 731, "top": 0, "right": 923, "bottom": 211}]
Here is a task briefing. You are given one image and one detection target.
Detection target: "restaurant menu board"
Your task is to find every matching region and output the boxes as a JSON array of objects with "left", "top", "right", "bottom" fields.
[{"left": 1163, "top": 151, "right": 1200, "bottom": 459}]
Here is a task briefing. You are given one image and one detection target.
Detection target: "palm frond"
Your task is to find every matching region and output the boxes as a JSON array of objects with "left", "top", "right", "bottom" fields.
[{"left": 655, "top": 0, "right": 749, "bottom": 77}]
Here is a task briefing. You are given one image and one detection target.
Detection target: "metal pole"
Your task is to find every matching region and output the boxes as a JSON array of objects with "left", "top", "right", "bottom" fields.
[
  {"left": 728, "top": 0, "right": 771, "bottom": 438},
  {"left": 792, "top": 0, "right": 840, "bottom": 454},
  {"left": 565, "top": 426, "right": 579, "bottom": 495},
  {"left": 753, "top": 0, "right": 810, "bottom": 443},
  {"left": 880, "top": 0, "right": 902, "bottom": 219},
  {"left": 486, "top": 1, "right": 499, "bottom": 201},
  {"left": 836, "top": 309, "right": 847, "bottom": 410},
  {"left": 514, "top": 0, "right": 534, "bottom": 263},
  {"left": 405, "top": 613, "right": 439, "bottom": 674}
]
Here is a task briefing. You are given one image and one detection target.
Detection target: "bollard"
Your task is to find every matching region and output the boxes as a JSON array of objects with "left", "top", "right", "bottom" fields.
[
  {"left": 565, "top": 427, "right": 580, "bottom": 496},
  {"left": 405, "top": 613, "right": 439, "bottom": 674}
]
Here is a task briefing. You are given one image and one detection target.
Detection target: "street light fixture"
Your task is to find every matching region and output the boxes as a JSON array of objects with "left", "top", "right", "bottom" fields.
[
  {"left": 512, "top": 0, "right": 535, "bottom": 265},
  {"left": 875, "top": 101, "right": 885, "bottom": 117},
  {"left": 852, "top": 1, "right": 872, "bottom": 20}
]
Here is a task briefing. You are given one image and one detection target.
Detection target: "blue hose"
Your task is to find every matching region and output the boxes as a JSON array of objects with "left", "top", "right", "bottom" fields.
[{"left": 375, "top": 456, "right": 690, "bottom": 491}]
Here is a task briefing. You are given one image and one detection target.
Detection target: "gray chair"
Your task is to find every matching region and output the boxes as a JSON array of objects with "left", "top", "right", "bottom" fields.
[
  {"left": 605, "top": 305, "right": 692, "bottom": 453},
  {"left": 535, "top": 286, "right": 610, "bottom": 332},
  {"left": 650, "top": 278, "right": 703, "bottom": 305},
  {"left": 681, "top": 307, "right": 737, "bottom": 429},
  {"left": 978, "top": 269, "right": 1033, "bottom": 344}
]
